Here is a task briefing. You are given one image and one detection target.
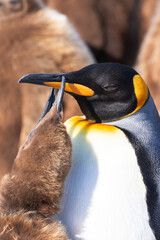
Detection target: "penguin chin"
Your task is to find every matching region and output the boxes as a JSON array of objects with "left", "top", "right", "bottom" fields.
[
  {"left": 77, "top": 100, "right": 137, "bottom": 123},
  {"left": 81, "top": 111, "right": 122, "bottom": 124}
]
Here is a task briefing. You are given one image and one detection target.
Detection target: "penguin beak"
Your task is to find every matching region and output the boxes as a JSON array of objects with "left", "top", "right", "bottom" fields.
[{"left": 19, "top": 73, "right": 94, "bottom": 97}]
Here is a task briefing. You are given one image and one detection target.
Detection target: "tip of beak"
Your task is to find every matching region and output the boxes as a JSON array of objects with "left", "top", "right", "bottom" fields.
[
  {"left": 18, "top": 74, "right": 47, "bottom": 85},
  {"left": 18, "top": 75, "right": 30, "bottom": 83}
]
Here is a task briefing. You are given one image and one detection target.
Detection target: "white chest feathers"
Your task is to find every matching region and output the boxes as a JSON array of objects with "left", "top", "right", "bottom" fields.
[{"left": 57, "top": 117, "right": 155, "bottom": 240}]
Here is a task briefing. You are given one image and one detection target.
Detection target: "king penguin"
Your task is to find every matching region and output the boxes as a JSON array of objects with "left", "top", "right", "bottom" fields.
[{"left": 19, "top": 63, "right": 160, "bottom": 240}]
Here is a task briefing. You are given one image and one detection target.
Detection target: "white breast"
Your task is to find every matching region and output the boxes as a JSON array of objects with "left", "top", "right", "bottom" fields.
[{"left": 56, "top": 120, "right": 155, "bottom": 240}]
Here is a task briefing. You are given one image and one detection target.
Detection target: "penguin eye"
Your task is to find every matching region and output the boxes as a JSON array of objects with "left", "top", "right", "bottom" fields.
[
  {"left": 103, "top": 85, "right": 118, "bottom": 93},
  {"left": 9, "top": 0, "right": 19, "bottom": 5}
]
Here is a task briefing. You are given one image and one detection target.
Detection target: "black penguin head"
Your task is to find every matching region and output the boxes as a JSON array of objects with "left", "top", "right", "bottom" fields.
[{"left": 19, "top": 63, "right": 149, "bottom": 123}]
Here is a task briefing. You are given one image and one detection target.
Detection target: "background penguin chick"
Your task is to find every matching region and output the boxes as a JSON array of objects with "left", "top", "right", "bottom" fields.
[
  {"left": 0, "top": 103, "right": 72, "bottom": 239},
  {"left": 135, "top": 0, "right": 160, "bottom": 113},
  {"left": 0, "top": 0, "right": 95, "bottom": 179}
]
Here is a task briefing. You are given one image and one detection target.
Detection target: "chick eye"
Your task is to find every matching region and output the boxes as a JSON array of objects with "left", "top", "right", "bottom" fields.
[
  {"left": 10, "top": 0, "right": 19, "bottom": 5},
  {"left": 103, "top": 85, "right": 118, "bottom": 93}
]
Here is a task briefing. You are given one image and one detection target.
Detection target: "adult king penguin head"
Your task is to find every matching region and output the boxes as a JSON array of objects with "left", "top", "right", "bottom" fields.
[{"left": 19, "top": 63, "right": 148, "bottom": 123}]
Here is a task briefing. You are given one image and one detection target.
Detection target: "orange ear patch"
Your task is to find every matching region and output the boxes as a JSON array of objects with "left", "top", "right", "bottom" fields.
[{"left": 133, "top": 75, "right": 149, "bottom": 113}]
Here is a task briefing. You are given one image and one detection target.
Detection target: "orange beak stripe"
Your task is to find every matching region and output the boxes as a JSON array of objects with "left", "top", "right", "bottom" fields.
[{"left": 44, "top": 82, "right": 94, "bottom": 96}]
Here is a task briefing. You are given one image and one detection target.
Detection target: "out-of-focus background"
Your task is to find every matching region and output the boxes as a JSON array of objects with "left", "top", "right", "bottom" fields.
[{"left": 0, "top": 0, "right": 159, "bottom": 179}]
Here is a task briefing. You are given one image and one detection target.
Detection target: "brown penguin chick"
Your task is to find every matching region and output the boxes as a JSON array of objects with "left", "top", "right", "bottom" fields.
[
  {"left": 0, "top": 212, "right": 68, "bottom": 240},
  {"left": 135, "top": 0, "right": 160, "bottom": 114},
  {"left": 0, "top": 0, "right": 95, "bottom": 179},
  {"left": 0, "top": 86, "right": 72, "bottom": 239}
]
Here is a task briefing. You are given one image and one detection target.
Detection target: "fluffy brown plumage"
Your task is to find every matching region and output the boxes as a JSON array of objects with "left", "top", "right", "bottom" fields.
[
  {"left": 0, "top": 0, "right": 95, "bottom": 179},
  {"left": 0, "top": 212, "right": 68, "bottom": 240},
  {"left": 0, "top": 101, "right": 72, "bottom": 239},
  {"left": 136, "top": 0, "right": 160, "bottom": 113}
]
